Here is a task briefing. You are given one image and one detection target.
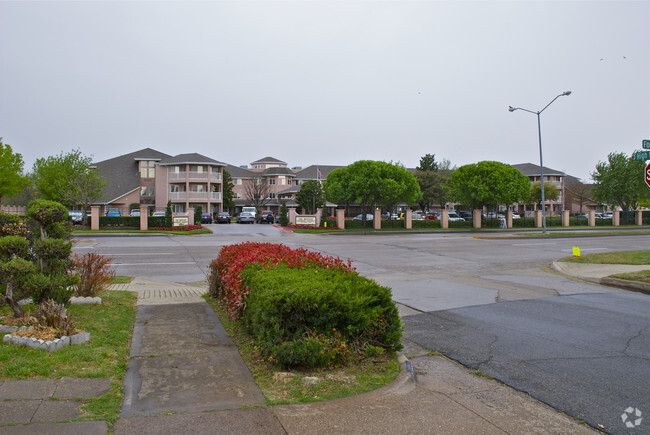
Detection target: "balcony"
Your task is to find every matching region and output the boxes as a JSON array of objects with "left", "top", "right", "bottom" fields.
[
  {"left": 169, "top": 192, "right": 222, "bottom": 201},
  {"left": 168, "top": 172, "right": 222, "bottom": 182}
]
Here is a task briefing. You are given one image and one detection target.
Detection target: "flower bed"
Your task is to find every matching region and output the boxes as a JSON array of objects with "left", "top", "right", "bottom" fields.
[{"left": 287, "top": 224, "right": 341, "bottom": 230}]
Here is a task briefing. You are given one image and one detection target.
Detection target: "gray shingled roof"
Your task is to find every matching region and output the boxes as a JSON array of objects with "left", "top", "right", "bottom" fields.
[
  {"left": 294, "top": 165, "right": 342, "bottom": 180},
  {"left": 263, "top": 166, "right": 296, "bottom": 176},
  {"left": 223, "top": 164, "right": 255, "bottom": 179},
  {"left": 250, "top": 156, "right": 287, "bottom": 165},
  {"left": 159, "top": 153, "right": 226, "bottom": 166},
  {"left": 512, "top": 163, "right": 566, "bottom": 177},
  {"left": 94, "top": 148, "right": 171, "bottom": 204}
]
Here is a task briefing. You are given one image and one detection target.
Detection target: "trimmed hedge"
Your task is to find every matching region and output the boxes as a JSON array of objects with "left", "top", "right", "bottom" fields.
[
  {"left": 241, "top": 265, "right": 402, "bottom": 368},
  {"left": 207, "top": 242, "right": 402, "bottom": 368}
]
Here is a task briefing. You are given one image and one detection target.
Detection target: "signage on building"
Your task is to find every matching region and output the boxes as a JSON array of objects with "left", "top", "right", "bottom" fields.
[{"left": 295, "top": 216, "right": 317, "bottom": 226}]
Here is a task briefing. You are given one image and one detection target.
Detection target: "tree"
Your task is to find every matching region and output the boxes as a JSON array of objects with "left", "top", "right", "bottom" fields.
[
  {"left": 296, "top": 180, "right": 325, "bottom": 214},
  {"left": 591, "top": 152, "right": 649, "bottom": 221},
  {"left": 323, "top": 160, "right": 421, "bottom": 226},
  {"left": 32, "top": 149, "right": 106, "bottom": 211},
  {"left": 564, "top": 178, "right": 593, "bottom": 214},
  {"left": 446, "top": 161, "right": 530, "bottom": 210},
  {"left": 415, "top": 154, "right": 454, "bottom": 211},
  {"left": 244, "top": 176, "right": 272, "bottom": 212},
  {"left": 0, "top": 139, "right": 30, "bottom": 206},
  {"left": 530, "top": 181, "right": 559, "bottom": 205},
  {"left": 279, "top": 200, "right": 289, "bottom": 226},
  {"left": 222, "top": 170, "right": 235, "bottom": 211}
]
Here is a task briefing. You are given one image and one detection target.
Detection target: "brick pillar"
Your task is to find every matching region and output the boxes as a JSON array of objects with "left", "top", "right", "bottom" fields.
[
  {"left": 506, "top": 210, "right": 513, "bottom": 228},
  {"left": 613, "top": 210, "right": 620, "bottom": 226},
  {"left": 635, "top": 210, "right": 643, "bottom": 225},
  {"left": 562, "top": 210, "right": 570, "bottom": 227},
  {"left": 405, "top": 209, "right": 413, "bottom": 230},
  {"left": 373, "top": 209, "right": 381, "bottom": 230},
  {"left": 441, "top": 210, "right": 449, "bottom": 229},
  {"left": 316, "top": 208, "right": 323, "bottom": 226},
  {"left": 336, "top": 208, "right": 345, "bottom": 229},
  {"left": 588, "top": 210, "right": 596, "bottom": 227},
  {"left": 91, "top": 206, "right": 100, "bottom": 231},
  {"left": 534, "top": 210, "right": 542, "bottom": 228},
  {"left": 288, "top": 208, "right": 297, "bottom": 225},
  {"left": 473, "top": 209, "right": 482, "bottom": 229},
  {"left": 140, "top": 205, "right": 148, "bottom": 231},
  {"left": 187, "top": 208, "right": 195, "bottom": 226}
]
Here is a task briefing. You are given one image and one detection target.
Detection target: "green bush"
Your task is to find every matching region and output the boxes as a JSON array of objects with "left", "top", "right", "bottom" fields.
[
  {"left": 411, "top": 219, "right": 439, "bottom": 229},
  {"left": 240, "top": 265, "right": 402, "bottom": 368},
  {"left": 99, "top": 216, "right": 139, "bottom": 227}
]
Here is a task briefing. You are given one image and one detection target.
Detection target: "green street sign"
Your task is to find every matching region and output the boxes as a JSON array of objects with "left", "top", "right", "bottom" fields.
[
  {"left": 643, "top": 139, "right": 650, "bottom": 150},
  {"left": 634, "top": 150, "right": 650, "bottom": 161}
]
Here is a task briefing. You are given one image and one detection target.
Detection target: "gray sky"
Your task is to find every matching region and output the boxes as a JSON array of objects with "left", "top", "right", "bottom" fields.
[{"left": 1, "top": 1, "right": 648, "bottom": 182}]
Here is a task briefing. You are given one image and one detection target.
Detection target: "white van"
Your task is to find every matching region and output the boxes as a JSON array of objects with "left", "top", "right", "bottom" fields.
[{"left": 242, "top": 207, "right": 257, "bottom": 218}]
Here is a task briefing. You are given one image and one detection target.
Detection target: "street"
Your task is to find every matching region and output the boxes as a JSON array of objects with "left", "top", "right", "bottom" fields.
[{"left": 73, "top": 225, "right": 650, "bottom": 433}]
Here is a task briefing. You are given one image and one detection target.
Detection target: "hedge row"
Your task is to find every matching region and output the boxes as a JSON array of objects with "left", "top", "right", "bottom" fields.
[{"left": 208, "top": 242, "right": 401, "bottom": 368}]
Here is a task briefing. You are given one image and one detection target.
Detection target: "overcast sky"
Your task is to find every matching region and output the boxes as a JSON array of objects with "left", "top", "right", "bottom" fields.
[{"left": 1, "top": 1, "right": 648, "bottom": 182}]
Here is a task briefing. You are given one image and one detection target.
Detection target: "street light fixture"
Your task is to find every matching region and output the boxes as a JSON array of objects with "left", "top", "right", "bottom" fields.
[{"left": 508, "top": 91, "right": 571, "bottom": 234}]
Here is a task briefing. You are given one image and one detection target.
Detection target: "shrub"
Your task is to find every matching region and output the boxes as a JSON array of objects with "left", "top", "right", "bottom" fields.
[
  {"left": 208, "top": 242, "right": 355, "bottom": 319},
  {"left": 240, "top": 265, "right": 402, "bottom": 368},
  {"left": 279, "top": 201, "right": 289, "bottom": 226},
  {"left": 69, "top": 253, "right": 115, "bottom": 297},
  {"left": 194, "top": 205, "right": 203, "bottom": 225}
]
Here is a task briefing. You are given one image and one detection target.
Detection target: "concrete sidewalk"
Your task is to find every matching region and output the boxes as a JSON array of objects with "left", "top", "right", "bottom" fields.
[
  {"left": 551, "top": 261, "right": 650, "bottom": 293},
  {"left": 5, "top": 268, "right": 641, "bottom": 433}
]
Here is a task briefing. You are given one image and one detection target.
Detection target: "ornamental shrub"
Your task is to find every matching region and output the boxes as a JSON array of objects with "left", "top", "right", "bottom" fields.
[
  {"left": 69, "top": 252, "right": 115, "bottom": 297},
  {"left": 240, "top": 265, "right": 402, "bottom": 368},
  {"left": 208, "top": 242, "right": 354, "bottom": 319}
]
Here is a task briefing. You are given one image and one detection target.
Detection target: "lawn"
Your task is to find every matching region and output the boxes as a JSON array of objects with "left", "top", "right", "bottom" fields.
[
  {"left": 559, "top": 250, "right": 650, "bottom": 265},
  {"left": 0, "top": 290, "right": 137, "bottom": 424}
]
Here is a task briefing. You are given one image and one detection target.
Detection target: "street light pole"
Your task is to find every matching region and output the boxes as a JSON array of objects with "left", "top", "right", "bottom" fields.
[{"left": 509, "top": 91, "right": 571, "bottom": 234}]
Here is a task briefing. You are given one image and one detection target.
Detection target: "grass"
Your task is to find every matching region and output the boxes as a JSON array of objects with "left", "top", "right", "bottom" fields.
[
  {"left": 203, "top": 295, "right": 400, "bottom": 405},
  {"left": 610, "top": 270, "right": 650, "bottom": 284},
  {"left": 73, "top": 229, "right": 212, "bottom": 235},
  {"left": 112, "top": 276, "right": 133, "bottom": 284},
  {"left": 559, "top": 250, "right": 650, "bottom": 265},
  {"left": 0, "top": 290, "right": 137, "bottom": 424}
]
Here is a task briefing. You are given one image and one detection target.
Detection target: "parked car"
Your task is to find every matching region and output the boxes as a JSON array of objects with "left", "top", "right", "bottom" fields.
[
  {"left": 200, "top": 212, "right": 213, "bottom": 224},
  {"left": 447, "top": 211, "right": 465, "bottom": 221},
  {"left": 236, "top": 212, "right": 255, "bottom": 224},
  {"left": 412, "top": 213, "right": 424, "bottom": 220},
  {"left": 106, "top": 208, "right": 121, "bottom": 217},
  {"left": 353, "top": 214, "right": 374, "bottom": 221},
  {"left": 214, "top": 211, "right": 231, "bottom": 224},
  {"left": 152, "top": 211, "right": 166, "bottom": 217},
  {"left": 575, "top": 214, "right": 588, "bottom": 219},
  {"left": 68, "top": 211, "right": 85, "bottom": 225},
  {"left": 425, "top": 212, "right": 439, "bottom": 220},
  {"left": 511, "top": 212, "right": 521, "bottom": 219},
  {"left": 130, "top": 209, "right": 140, "bottom": 217},
  {"left": 458, "top": 211, "right": 472, "bottom": 221},
  {"left": 257, "top": 211, "right": 274, "bottom": 224}
]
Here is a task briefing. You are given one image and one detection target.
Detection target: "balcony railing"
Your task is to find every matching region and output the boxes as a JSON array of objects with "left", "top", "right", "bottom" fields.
[
  {"left": 169, "top": 192, "right": 222, "bottom": 201},
  {"left": 168, "top": 172, "right": 222, "bottom": 181}
]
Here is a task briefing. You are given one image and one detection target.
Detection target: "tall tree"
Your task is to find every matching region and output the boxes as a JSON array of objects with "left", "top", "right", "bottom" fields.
[
  {"left": 530, "top": 181, "right": 559, "bottom": 205},
  {"left": 0, "top": 139, "right": 30, "bottom": 206},
  {"left": 244, "top": 176, "right": 272, "bottom": 212},
  {"left": 222, "top": 170, "right": 235, "bottom": 211},
  {"left": 446, "top": 161, "right": 530, "bottom": 209},
  {"left": 591, "top": 152, "right": 649, "bottom": 218},
  {"left": 415, "top": 154, "right": 454, "bottom": 211},
  {"left": 564, "top": 178, "right": 593, "bottom": 214},
  {"left": 32, "top": 149, "right": 106, "bottom": 211},
  {"left": 323, "top": 160, "right": 421, "bottom": 225},
  {"left": 296, "top": 180, "right": 325, "bottom": 214}
]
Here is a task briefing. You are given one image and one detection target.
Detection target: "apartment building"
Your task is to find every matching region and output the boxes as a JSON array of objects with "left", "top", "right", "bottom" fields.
[{"left": 94, "top": 148, "right": 225, "bottom": 215}]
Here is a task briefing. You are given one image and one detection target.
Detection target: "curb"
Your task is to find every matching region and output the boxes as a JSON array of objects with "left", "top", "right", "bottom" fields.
[{"left": 600, "top": 276, "right": 650, "bottom": 294}]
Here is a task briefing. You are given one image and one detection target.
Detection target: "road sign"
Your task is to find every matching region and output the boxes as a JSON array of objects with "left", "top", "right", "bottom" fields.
[
  {"left": 646, "top": 162, "right": 650, "bottom": 189},
  {"left": 643, "top": 139, "right": 650, "bottom": 149},
  {"left": 634, "top": 150, "right": 650, "bottom": 161}
]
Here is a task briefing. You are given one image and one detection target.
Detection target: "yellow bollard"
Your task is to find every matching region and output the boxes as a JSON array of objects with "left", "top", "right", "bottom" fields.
[
  {"left": 572, "top": 246, "right": 581, "bottom": 257},
  {"left": 324, "top": 222, "right": 327, "bottom": 228}
]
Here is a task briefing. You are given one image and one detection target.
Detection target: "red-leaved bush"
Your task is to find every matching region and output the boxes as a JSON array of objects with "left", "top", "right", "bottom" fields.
[
  {"left": 208, "top": 242, "right": 355, "bottom": 319},
  {"left": 69, "top": 252, "right": 115, "bottom": 297}
]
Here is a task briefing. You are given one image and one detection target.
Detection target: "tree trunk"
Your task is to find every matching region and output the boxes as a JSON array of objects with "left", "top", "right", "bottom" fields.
[{"left": 4, "top": 283, "right": 24, "bottom": 318}]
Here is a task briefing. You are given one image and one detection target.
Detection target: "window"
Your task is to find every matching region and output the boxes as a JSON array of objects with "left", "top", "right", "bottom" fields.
[
  {"left": 171, "top": 204, "right": 185, "bottom": 213},
  {"left": 170, "top": 185, "right": 185, "bottom": 193},
  {"left": 235, "top": 179, "right": 242, "bottom": 185},
  {"left": 139, "top": 161, "right": 156, "bottom": 178},
  {"left": 149, "top": 187, "right": 155, "bottom": 196},
  {"left": 141, "top": 186, "right": 147, "bottom": 196},
  {"left": 190, "top": 185, "right": 205, "bottom": 192},
  {"left": 234, "top": 192, "right": 242, "bottom": 199},
  {"left": 269, "top": 193, "right": 276, "bottom": 199},
  {"left": 269, "top": 178, "right": 276, "bottom": 185}
]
